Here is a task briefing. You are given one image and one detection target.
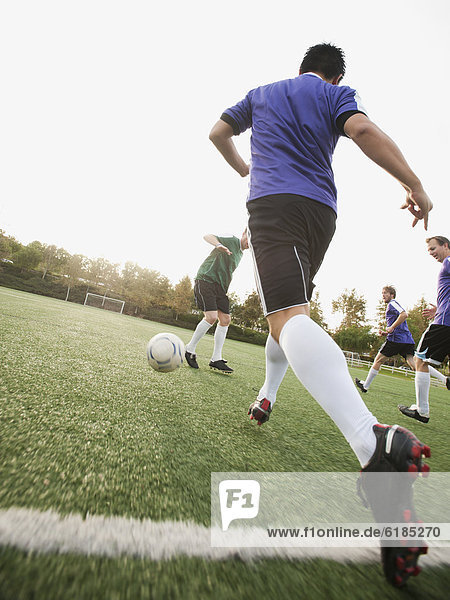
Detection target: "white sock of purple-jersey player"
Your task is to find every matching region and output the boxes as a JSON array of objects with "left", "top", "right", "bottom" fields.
[
  {"left": 256, "top": 334, "right": 289, "bottom": 407},
  {"left": 280, "top": 314, "right": 378, "bottom": 466}
]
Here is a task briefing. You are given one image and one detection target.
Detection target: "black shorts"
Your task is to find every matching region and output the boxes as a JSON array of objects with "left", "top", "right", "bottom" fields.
[
  {"left": 194, "top": 279, "right": 230, "bottom": 314},
  {"left": 247, "top": 194, "right": 336, "bottom": 315},
  {"left": 379, "top": 340, "right": 416, "bottom": 359},
  {"left": 415, "top": 324, "right": 450, "bottom": 365}
]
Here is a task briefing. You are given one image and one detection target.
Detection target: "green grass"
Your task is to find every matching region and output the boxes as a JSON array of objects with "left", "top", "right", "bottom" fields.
[{"left": 0, "top": 286, "right": 449, "bottom": 599}]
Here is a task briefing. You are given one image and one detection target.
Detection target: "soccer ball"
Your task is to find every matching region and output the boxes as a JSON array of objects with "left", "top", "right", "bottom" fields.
[{"left": 146, "top": 332, "right": 185, "bottom": 372}]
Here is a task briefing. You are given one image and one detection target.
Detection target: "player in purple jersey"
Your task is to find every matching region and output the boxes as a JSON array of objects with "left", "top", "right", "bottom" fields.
[
  {"left": 399, "top": 236, "right": 450, "bottom": 423},
  {"left": 210, "top": 43, "right": 432, "bottom": 587},
  {"left": 355, "top": 286, "right": 447, "bottom": 393}
]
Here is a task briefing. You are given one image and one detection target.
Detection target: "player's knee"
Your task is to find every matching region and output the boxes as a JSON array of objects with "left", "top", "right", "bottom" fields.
[
  {"left": 204, "top": 312, "right": 217, "bottom": 325},
  {"left": 219, "top": 313, "right": 231, "bottom": 326}
]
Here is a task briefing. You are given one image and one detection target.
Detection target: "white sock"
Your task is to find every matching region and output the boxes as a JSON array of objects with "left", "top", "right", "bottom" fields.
[
  {"left": 363, "top": 367, "right": 379, "bottom": 390},
  {"left": 186, "top": 319, "right": 212, "bottom": 353},
  {"left": 257, "top": 334, "right": 289, "bottom": 406},
  {"left": 415, "top": 371, "right": 430, "bottom": 416},
  {"left": 211, "top": 325, "right": 228, "bottom": 361},
  {"left": 428, "top": 365, "right": 446, "bottom": 383},
  {"left": 279, "top": 315, "right": 378, "bottom": 467}
]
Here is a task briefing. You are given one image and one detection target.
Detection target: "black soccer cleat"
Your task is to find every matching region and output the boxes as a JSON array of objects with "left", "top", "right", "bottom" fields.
[
  {"left": 209, "top": 359, "right": 233, "bottom": 373},
  {"left": 446, "top": 376, "right": 450, "bottom": 391},
  {"left": 358, "top": 424, "right": 431, "bottom": 588},
  {"left": 185, "top": 351, "right": 199, "bottom": 369},
  {"left": 248, "top": 398, "right": 272, "bottom": 426},
  {"left": 398, "top": 405, "right": 429, "bottom": 424},
  {"left": 355, "top": 378, "right": 368, "bottom": 393}
]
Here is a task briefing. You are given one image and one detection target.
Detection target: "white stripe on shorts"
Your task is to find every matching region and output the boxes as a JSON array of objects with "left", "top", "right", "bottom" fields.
[{"left": 247, "top": 224, "right": 268, "bottom": 315}]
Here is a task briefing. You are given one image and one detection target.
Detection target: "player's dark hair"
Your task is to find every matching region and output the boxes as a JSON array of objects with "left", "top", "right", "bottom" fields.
[
  {"left": 426, "top": 235, "right": 450, "bottom": 246},
  {"left": 383, "top": 285, "right": 396, "bottom": 298},
  {"left": 299, "top": 43, "right": 346, "bottom": 81}
]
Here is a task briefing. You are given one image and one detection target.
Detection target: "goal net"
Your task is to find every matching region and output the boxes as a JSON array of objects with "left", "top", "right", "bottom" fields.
[{"left": 84, "top": 292, "right": 125, "bottom": 314}]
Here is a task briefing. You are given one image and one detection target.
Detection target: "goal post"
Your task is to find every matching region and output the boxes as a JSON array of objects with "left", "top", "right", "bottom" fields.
[{"left": 83, "top": 292, "right": 125, "bottom": 314}]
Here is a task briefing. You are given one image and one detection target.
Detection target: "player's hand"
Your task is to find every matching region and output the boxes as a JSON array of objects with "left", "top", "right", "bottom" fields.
[
  {"left": 422, "top": 304, "right": 437, "bottom": 319},
  {"left": 400, "top": 189, "right": 433, "bottom": 230},
  {"left": 216, "top": 244, "right": 232, "bottom": 255},
  {"left": 379, "top": 330, "right": 388, "bottom": 336}
]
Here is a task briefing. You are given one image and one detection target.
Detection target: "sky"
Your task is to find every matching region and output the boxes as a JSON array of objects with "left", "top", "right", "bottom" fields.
[{"left": 0, "top": 0, "right": 449, "bottom": 329}]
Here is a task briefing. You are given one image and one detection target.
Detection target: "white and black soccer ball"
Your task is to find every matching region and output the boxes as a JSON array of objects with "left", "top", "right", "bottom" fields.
[{"left": 146, "top": 332, "right": 185, "bottom": 372}]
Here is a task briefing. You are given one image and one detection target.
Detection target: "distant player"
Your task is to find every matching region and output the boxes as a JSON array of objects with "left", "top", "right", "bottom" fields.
[
  {"left": 210, "top": 42, "right": 432, "bottom": 586},
  {"left": 399, "top": 236, "right": 450, "bottom": 423},
  {"left": 185, "top": 231, "right": 248, "bottom": 372},
  {"left": 355, "top": 286, "right": 447, "bottom": 393}
]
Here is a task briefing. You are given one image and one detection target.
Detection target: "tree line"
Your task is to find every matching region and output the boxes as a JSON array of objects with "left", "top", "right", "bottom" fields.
[{"left": 0, "top": 229, "right": 434, "bottom": 358}]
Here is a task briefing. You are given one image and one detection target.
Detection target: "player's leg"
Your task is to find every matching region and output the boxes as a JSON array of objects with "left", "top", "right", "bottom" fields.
[
  {"left": 249, "top": 333, "right": 290, "bottom": 424},
  {"left": 185, "top": 281, "right": 216, "bottom": 368},
  {"left": 356, "top": 352, "right": 386, "bottom": 392},
  {"left": 248, "top": 195, "right": 378, "bottom": 464},
  {"left": 210, "top": 310, "right": 231, "bottom": 361},
  {"left": 209, "top": 288, "right": 234, "bottom": 373}
]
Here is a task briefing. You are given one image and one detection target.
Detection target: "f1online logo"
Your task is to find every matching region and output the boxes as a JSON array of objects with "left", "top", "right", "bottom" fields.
[{"left": 219, "top": 480, "right": 260, "bottom": 531}]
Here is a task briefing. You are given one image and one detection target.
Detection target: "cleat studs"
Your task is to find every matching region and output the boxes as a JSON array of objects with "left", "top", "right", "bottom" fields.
[
  {"left": 403, "top": 509, "right": 412, "bottom": 522},
  {"left": 394, "top": 575, "right": 404, "bottom": 586},
  {"left": 405, "top": 567, "right": 415, "bottom": 574},
  {"left": 411, "top": 445, "right": 421, "bottom": 459},
  {"left": 396, "top": 557, "right": 406, "bottom": 569},
  {"left": 408, "top": 547, "right": 419, "bottom": 554},
  {"left": 250, "top": 415, "right": 253, "bottom": 420},
  {"left": 408, "top": 464, "right": 418, "bottom": 473},
  {"left": 421, "top": 463, "right": 430, "bottom": 477},
  {"left": 412, "top": 566, "right": 421, "bottom": 576},
  {"left": 422, "top": 445, "right": 431, "bottom": 458}
]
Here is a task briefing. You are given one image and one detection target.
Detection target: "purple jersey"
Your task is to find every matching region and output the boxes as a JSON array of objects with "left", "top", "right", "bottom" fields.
[
  {"left": 221, "top": 73, "right": 366, "bottom": 214},
  {"left": 386, "top": 300, "right": 415, "bottom": 344},
  {"left": 433, "top": 256, "right": 450, "bottom": 326}
]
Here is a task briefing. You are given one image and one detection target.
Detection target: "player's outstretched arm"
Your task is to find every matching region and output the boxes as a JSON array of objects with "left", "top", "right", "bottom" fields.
[
  {"left": 203, "top": 234, "right": 232, "bottom": 254},
  {"left": 344, "top": 113, "right": 432, "bottom": 229},
  {"left": 209, "top": 120, "right": 250, "bottom": 178}
]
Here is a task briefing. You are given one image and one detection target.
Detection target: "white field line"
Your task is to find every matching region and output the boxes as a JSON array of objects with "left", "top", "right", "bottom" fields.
[{"left": 1, "top": 507, "right": 449, "bottom": 567}]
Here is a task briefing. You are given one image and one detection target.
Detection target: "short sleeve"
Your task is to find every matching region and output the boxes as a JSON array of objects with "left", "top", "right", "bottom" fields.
[
  {"left": 221, "top": 94, "right": 252, "bottom": 135},
  {"left": 217, "top": 236, "right": 240, "bottom": 252},
  {"left": 333, "top": 86, "right": 367, "bottom": 136},
  {"left": 444, "top": 256, "right": 450, "bottom": 274}
]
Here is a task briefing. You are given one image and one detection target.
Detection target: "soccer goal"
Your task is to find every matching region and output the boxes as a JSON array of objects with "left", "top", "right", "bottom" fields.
[{"left": 84, "top": 292, "right": 125, "bottom": 314}]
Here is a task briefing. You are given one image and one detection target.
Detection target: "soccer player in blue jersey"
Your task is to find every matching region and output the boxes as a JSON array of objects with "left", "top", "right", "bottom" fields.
[
  {"left": 355, "top": 286, "right": 447, "bottom": 392},
  {"left": 210, "top": 43, "right": 433, "bottom": 586},
  {"left": 399, "top": 236, "right": 450, "bottom": 423}
]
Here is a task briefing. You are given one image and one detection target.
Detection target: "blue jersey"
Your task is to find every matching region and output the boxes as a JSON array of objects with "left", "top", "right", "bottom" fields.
[
  {"left": 222, "top": 73, "right": 366, "bottom": 213},
  {"left": 433, "top": 256, "right": 450, "bottom": 326},
  {"left": 386, "top": 300, "right": 415, "bottom": 344}
]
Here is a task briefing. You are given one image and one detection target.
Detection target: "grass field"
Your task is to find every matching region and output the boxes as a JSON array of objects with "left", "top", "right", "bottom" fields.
[{"left": 1, "top": 286, "right": 449, "bottom": 599}]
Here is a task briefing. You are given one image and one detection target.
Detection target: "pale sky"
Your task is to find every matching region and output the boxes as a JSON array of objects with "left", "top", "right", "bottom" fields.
[{"left": 1, "top": 0, "right": 449, "bottom": 328}]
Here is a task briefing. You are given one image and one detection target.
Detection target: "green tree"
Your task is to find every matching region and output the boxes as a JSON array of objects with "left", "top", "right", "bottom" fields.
[
  {"left": 86, "top": 257, "right": 120, "bottom": 295},
  {"left": 332, "top": 288, "right": 368, "bottom": 330},
  {"left": 406, "top": 297, "right": 430, "bottom": 344},
  {"left": 40, "top": 244, "right": 68, "bottom": 279},
  {"left": 172, "top": 275, "right": 194, "bottom": 319},
  {"left": 12, "top": 243, "right": 42, "bottom": 271},
  {"left": 61, "top": 254, "right": 87, "bottom": 301},
  {"left": 333, "top": 325, "right": 377, "bottom": 354},
  {"left": 310, "top": 290, "right": 328, "bottom": 331},
  {"left": 232, "top": 291, "right": 267, "bottom": 331},
  {"left": 0, "top": 230, "right": 12, "bottom": 262}
]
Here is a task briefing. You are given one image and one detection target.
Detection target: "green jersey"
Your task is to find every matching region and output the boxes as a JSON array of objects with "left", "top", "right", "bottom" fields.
[{"left": 195, "top": 235, "right": 243, "bottom": 293}]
